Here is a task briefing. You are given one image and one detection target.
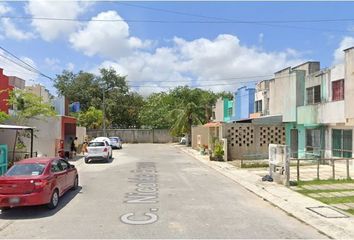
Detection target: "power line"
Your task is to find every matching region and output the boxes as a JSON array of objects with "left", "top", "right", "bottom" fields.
[
  {"left": 126, "top": 70, "right": 306, "bottom": 88},
  {"left": 4, "top": 15, "right": 354, "bottom": 24},
  {"left": 0, "top": 16, "right": 353, "bottom": 33},
  {"left": 115, "top": 2, "right": 344, "bottom": 23},
  {"left": 113, "top": 2, "right": 354, "bottom": 33},
  {"left": 126, "top": 74, "right": 273, "bottom": 83},
  {"left": 0, "top": 46, "right": 54, "bottom": 81}
]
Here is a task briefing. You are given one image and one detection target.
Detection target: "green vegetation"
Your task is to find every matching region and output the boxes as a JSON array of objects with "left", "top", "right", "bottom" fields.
[
  {"left": 241, "top": 162, "right": 269, "bottom": 168},
  {"left": 55, "top": 69, "right": 231, "bottom": 134},
  {"left": 297, "top": 188, "right": 354, "bottom": 195},
  {"left": 213, "top": 140, "right": 224, "bottom": 160},
  {"left": 0, "top": 111, "right": 9, "bottom": 123},
  {"left": 8, "top": 89, "right": 57, "bottom": 162},
  {"left": 314, "top": 196, "right": 354, "bottom": 205},
  {"left": 8, "top": 89, "right": 56, "bottom": 123},
  {"left": 346, "top": 209, "right": 354, "bottom": 215},
  {"left": 295, "top": 178, "right": 354, "bottom": 186},
  {"left": 75, "top": 107, "right": 104, "bottom": 129}
]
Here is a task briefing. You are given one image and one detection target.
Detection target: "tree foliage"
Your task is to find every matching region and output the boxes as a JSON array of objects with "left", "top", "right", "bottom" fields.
[
  {"left": 170, "top": 102, "right": 202, "bottom": 142},
  {"left": 54, "top": 68, "right": 144, "bottom": 129},
  {"left": 8, "top": 89, "right": 56, "bottom": 124},
  {"left": 7, "top": 89, "right": 57, "bottom": 161},
  {"left": 0, "top": 111, "right": 9, "bottom": 123},
  {"left": 139, "top": 86, "right": 227, "bottom": 137},
  {"left": 76, "top": 106, "right": 103, "bottom": 129},
  {"left": 55, "top": 68, "right": 232, "bottom": 133},
  {"left": 139, "top": 92, "right": 173, "bottom": 129}
]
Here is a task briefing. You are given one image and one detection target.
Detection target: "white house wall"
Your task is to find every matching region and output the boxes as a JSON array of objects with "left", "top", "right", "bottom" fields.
[
  {"left": 23, "top": 117, "right": 62, "bottom": 157},
  {"left": 344, "top": 48, "right": 354, "bottom": 121},
  {"left": 318, "top": 101, "right": 345, "bottom": 124}
]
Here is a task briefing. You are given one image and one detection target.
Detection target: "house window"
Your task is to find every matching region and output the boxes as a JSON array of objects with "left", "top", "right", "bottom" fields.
[
  {"left": 212, "top": 111, "right": 216, "bottom": 120},
  {"left": 306, "top": 129, "right": 321, "bottom": 156},
  {"left": 306, "top": 85, "right": 321, "bottom": 104},
  {"left": 228, "top": 108, "right": 232, "bottom": 117},
  {"left": 332, "top": 79, "right": 344, "bottom": 101},
  {"left": 332, "top": 129, "right": 352, "bottom": 158},
  {"left": 255, "top": 100, "right": 262, "bottom": 113}
]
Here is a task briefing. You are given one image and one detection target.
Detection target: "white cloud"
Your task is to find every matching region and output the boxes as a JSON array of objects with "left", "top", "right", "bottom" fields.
[
  {"left": 26, "top": 0, "right": 92, "bottom": 41},
  {"left": 69, "top": 11, "right": 151, "bottom": 59},
  {"left": 333, "top": 36, "right": 354, "bottom": 65},
  {"left": 66, "top": 62, "right": 75, "bottom": 71},
  {"left": 0, "top": 3, "right": 34, "bottom": 41},
  {"left": 92, "top": 34, "right": 304, "bottom": 95},
  {"left": 1, "top": 19, "right": 35, "bottom": 40},
  {"left": 0, "top": 2, "right": 11, "bottom": 15},
  {"left": 44, "top": 57, "right": 61, "bottom": 71},
  {"left": 0, "top": 50, "right": 39, "bottom": 81}
]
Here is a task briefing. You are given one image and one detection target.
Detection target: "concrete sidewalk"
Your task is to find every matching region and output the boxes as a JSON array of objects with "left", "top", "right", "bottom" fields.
[{"left": 175, "top": 144, "right": 354, "bottom": 239}]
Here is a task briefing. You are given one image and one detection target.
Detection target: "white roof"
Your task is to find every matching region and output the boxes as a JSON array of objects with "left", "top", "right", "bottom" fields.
[{"left": 0, "top": 124, "right": 34, "bottom": 130}]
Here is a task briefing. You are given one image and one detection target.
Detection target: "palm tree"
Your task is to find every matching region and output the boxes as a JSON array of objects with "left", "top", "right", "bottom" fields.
[{"left": 170, "top": 102, "right": 202, "bottom": 146}]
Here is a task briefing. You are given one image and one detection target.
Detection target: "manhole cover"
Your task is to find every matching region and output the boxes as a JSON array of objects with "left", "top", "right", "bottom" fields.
[{"left": 307, "top": 206, "right": 349, "bottom": 218}]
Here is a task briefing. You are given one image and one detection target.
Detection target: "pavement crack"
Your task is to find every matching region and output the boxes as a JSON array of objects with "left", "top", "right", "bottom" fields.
[{"left": 0, "top": 220, "right": 14, "bottom": 232}]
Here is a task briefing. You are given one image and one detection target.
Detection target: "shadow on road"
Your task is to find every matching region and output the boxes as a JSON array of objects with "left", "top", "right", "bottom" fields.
[
  {"left": 86, "top": 158, "right": 115, "bottom": 164},
  {"left": 0, "top": 186, "right": 83, "bottom": 220}
]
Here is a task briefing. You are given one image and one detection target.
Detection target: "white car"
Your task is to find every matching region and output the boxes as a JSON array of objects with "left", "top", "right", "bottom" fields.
[
  {"left": 109, "top": 137, "right": 122, "bottom": 149},
  {"left": 85, "top": 139, "right": 112, "bottom": 163},
  {"left": 93, "top": 137, "right": 112, "bottom": 146}
]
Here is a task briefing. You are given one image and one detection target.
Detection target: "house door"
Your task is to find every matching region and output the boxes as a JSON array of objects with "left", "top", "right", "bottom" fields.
[{"left": 290, "top": 129, "right": 298, "bottom": 158}]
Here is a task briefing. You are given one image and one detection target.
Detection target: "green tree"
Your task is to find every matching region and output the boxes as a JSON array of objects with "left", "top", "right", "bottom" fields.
[
  {"left": 8, "top": 89, "right": 56, "bottom": 123},
  {"left": 0, "top": 111, "right": 9, "bottom": 123},
  {"left": 139, "top": 92, "right": 173, "bottom": 129},
  {"left": 54, "top": 70, "right": 99, "bottom": 111},
  {"left": 54, "top": 68, "right": 143, "bottom": 129},
  {"left": 76, "top": 106, "right": 103, "bottom": 129},
  {"left": 170, "top": 102, "right": 202, "bottom": 146},
  {"left": 8, "top": 89, "right": 56, "bottom": 161}
]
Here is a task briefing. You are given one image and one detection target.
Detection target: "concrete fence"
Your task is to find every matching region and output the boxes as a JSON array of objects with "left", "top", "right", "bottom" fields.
[{"left": 87, "top": 129, "right": 179, "bottom": 143}]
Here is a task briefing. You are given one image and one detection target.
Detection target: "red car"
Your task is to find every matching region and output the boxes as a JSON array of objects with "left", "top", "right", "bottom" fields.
[{"left": 0, "top": 157, "right": 78, "bottom": 210}]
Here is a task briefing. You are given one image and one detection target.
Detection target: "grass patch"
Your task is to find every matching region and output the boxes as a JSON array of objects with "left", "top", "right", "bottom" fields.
[
  {"left": 297, "top": 189, "right": 354, "bottom": 195},
  {"left": 295, "top": 178, "right": 354, "bottom": 186},
  {"left": 240, "top": 162, "right": 269, "bottom": 168},
  {"left": 316, "top": 196, "right": 354, "bottom": 205},
  {"left": 345, "top": 209, "right": 354, "bottom": 215}
]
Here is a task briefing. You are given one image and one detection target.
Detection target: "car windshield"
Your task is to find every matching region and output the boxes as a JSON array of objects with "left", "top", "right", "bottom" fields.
[
  {"left": 6, "top": 163, "right": 46, "bottom": 176},
  {"left": 88, "top": 142, "right": 105, "bottom": 147}
]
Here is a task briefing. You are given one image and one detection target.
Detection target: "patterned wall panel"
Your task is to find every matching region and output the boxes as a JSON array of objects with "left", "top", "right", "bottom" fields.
[{"left": 224, "top": 123, "right": 285, "bottom": 160}]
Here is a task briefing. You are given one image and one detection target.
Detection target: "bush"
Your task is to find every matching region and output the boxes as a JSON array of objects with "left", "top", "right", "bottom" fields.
[{"left": 213, "top": 140, "right": 224, "bottom": 161}]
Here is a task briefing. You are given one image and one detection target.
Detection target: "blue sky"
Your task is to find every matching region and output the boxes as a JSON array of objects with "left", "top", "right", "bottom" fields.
[{"left": 1, "top": 1, "right": 354, "bottom": 95}]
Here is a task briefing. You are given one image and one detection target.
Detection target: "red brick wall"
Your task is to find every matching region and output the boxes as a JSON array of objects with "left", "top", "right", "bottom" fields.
[{"left": 0, "top": 68, "right": 10, "bottom": 114}]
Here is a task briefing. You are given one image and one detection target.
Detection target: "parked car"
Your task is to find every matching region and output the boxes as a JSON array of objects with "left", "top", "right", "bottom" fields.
[
  {"left": 0, "top": 157, "right": 78, "bottom": 211},
  {"left": 85, "top": 139, "right": 112, "bottom": 163},
  {"left": 109, "top": 137, "right": 122, "bottom": 149},
  {"left": 93, "top": 137, "right": 112, "bottom": 146}
]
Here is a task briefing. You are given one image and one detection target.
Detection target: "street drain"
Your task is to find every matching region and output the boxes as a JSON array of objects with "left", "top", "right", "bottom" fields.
[{"left": 306, "top": 206, "right": 349, "bottom": 218}]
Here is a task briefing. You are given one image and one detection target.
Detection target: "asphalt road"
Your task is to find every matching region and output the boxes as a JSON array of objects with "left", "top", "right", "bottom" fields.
[{"left": 0, "top": 144, "right": 325, "bottom": 239}]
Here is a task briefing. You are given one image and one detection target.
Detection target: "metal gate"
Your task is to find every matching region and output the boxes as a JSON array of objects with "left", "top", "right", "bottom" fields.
[{"left": 0, "top": 144, "right": 8, "bottom": 175}]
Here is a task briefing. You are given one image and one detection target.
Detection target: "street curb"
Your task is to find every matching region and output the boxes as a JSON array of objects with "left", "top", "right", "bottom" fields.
[{"left": 175, "top": 144, "right": 354, "bottom": 239}]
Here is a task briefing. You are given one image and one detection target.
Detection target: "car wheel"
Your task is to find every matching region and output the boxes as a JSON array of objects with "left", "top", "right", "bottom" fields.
[
  {"left": 71, "top": 176, "right": 79, "bottom": 190},
  {"left": 85, "top": 158, "right": 89, "bottom": 164},
  {"left": 48, "top": 189, "right": 59, "bottom": 209}
]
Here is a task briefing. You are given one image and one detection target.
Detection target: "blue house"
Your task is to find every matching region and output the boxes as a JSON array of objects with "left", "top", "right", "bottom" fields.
[{"left": 232, "top": 86, "right": 255, "bottom": 121}]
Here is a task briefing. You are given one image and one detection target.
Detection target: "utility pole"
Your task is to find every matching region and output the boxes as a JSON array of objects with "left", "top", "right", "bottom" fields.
[{"left": 102, "top": 84, "right": 107, "bottom": 137}]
